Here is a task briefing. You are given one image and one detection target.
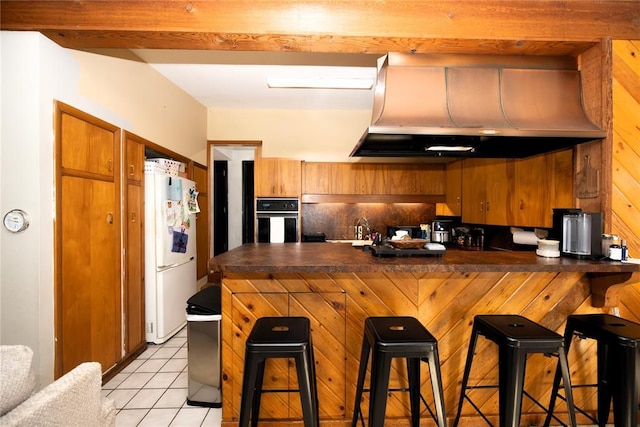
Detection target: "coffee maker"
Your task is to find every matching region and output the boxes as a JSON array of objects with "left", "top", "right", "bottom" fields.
[
  {"left": 551, "top": 208, "right": 582, "bottom": 251},
  {"left": 561, "top": 211, "right": 603, "bottom": 258}
]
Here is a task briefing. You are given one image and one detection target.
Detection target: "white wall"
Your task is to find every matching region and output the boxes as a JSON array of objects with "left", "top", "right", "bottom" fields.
[
  {"left": 0, "top": 31, "right": 207, "bottom": 386},
  {"left": 207, "top": 108, "right": 371, "bottom": 162},
  {"left": 227, "top": 149, "right": 256, "bottom": 250}
]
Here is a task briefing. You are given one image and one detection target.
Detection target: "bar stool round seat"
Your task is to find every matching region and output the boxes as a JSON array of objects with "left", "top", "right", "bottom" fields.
[
  {"left": 452, "top": 314, "right": 577, "bottom": 427},
  {"left": 238, "top": 316, "right": 319, "bottom": 427},
  {"left": 351, "top": 316, "right": 447, "bottom": 427},
  {"left": 544, "top": 313, "right": 640, "bottom": 427}
]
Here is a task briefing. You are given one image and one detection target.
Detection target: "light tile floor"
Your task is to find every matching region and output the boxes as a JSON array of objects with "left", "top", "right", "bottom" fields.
[{"left": 102, "top": 327, "right": 221, "bottom": 427}]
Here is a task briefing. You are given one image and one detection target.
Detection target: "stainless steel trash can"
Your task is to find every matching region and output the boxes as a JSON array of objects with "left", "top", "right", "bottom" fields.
[{"left": 186, "top": 285, "right": 222, "bottom": 408}]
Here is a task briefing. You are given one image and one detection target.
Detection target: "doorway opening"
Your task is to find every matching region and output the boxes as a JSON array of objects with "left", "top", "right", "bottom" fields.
[{"left": 209, "top": 142, "right": 259, "bottom": 257}]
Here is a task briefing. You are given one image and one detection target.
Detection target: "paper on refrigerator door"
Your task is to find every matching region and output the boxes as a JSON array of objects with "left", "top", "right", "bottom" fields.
[
  {"left": 270, "top": 217, "right": 285, "bottom": 243},
  {"left": 187, "top": 188, "right": 200, "bottom": 214}
]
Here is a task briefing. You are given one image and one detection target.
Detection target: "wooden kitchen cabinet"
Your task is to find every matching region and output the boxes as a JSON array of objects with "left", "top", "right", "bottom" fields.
[
  {"left": 56, "top": 103, "right": 122, "bottom": 378},
  {"left": 330, "top": 163, "right": 358, "bottom": 194},
  {"left": 304, "top": 162, "right": 445, "bottom": 196},
  {"left": 461, "top": 158, "right": 512, "bottom": 225},
  {"left": 386, "top": 164, "right": 445, "bottom": 195},
  {"left": 56, "top": 105, "right": 157, "bottom": 381},
  {"left": 125, "top": 135, "right": 145, "bottom": 181},
  {"left": 444, "top": 160, "right": 462, "bottom": 216},
  {"left": 513, "top": 149, "right": 574, "bottom": 227},
  {"left": 354, "top": 163, "right": 386, "bottom": 194},
  {"left": 331, "top": 163, "right": 386, "bottom": 194},
  {"left": 302, "top": 162, "right": 332, "bottom": 194},
  {"left": 60, "top": 113, "right": 115, "bottom": 177},
  {"left": 255, "top": 158, "right": 301, "bottom": 197},
  {"left": 123, "top": 132, "right": 146, "bottom": 357},
  {"left": 462, "top": 151, "right": 574, "bottom": 227}
]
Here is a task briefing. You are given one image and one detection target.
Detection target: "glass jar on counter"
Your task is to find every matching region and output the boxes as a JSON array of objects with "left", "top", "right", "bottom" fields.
[
  {"left": 602, "top": 234, "right": 614, "bottom": 256},
  {"left": 609, "top": 236, "right": 623, "bottom": 261}
]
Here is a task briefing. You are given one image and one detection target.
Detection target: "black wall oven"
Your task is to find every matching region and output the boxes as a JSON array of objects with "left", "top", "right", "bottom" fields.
[{"left": 256, "top": 198, "right": 299, "bottom": 243}]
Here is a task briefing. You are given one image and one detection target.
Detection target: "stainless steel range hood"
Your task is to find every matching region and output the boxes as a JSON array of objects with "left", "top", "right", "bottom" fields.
[{"left": 350, "top": 53, "right": 605, "bottom": 158}]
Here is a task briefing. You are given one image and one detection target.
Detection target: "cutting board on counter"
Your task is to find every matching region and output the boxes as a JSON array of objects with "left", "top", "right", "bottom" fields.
[{"left": 576, "top": 155, "right": 599, "bottom": 199}]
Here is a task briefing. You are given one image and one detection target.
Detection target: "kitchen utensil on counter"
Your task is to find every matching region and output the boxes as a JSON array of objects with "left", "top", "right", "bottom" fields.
[
  {"left": 536, "top": 239, "right": 560, "bottom": 258},
  {"left": 387, "top": 238, "right": 428, "bottom": 249},
  {"left": 387, "top": 225, "right": 422, "bottom": 239}
]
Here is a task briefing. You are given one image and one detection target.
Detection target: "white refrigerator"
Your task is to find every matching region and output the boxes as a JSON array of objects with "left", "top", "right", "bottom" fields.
[{"left": 145, "top": 170, "right": 198, "bottom": 344}]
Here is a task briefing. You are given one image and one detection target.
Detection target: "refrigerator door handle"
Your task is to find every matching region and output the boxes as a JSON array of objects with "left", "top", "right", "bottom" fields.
[{"left": 158, "top": 256, "right": 195, "bottom": 271}]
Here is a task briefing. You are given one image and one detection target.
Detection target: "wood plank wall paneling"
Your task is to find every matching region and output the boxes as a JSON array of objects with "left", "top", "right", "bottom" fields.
[
  {"left": 612, "top": 40, "right": 640, "bottom": 325},
  {"left": 221, "top": 271, "right": 632, "bottom": 426}
]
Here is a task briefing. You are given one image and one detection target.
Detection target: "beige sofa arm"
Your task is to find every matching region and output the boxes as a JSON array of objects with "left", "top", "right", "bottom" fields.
[{"left": 1, "top": 362, "right": 115, "bottom": 427}]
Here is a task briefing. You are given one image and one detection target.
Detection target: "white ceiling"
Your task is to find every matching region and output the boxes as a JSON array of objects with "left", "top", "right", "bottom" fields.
[{"left": 130, "top": 50, "right": 380, "bottom": 110}]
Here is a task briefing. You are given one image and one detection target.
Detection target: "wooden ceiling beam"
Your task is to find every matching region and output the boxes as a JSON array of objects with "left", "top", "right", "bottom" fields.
[{"left": 2, "top": 1, "right": 639, "bottom": 53}]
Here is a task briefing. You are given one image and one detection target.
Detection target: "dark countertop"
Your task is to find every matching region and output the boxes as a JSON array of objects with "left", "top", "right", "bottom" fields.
[{"left": 208, "top": 242, "right": 640, "bottom": 274}]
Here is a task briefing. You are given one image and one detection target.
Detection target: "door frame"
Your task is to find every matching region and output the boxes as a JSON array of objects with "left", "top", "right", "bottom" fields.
[{"left": 207, "top": 141, "right": 260, "bottom": 258}]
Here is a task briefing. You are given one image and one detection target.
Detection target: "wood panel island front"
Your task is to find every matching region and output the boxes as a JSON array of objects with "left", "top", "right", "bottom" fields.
[{"left": 208, "top": 243, "right": 640, "bottom": 426}]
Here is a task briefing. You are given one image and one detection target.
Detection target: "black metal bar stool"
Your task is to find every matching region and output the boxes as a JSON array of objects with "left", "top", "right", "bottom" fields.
[
  {"left": 238, "top": 316, "right": 319, "bottom": 427},
  {"left": 351, "top": 316, "right": 447, "bottom": 427},
  {"left": 452, "top": 314, "right": 576, "bottom": 427},
  {"left": 544, "top": 314, "right": 640, "bottom": 427}
]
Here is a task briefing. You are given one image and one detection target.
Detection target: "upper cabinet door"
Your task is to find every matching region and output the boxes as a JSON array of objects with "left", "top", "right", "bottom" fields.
[
  {"left": 303, "top": 162, "right": 332, "bottom": 194},
  {"left": 60, "top": 113, "right": 116, "bottom": 177},
  {"left": 445, "top": 160, "right": 462, "bottom": 216},
  {"left": 125, "top": 136, "right": 145, "bottom": 182},
  {"left": 513, "top": 150, "right": 573, "bottom": 228},
  {"left": 255, "top": 158, "right": 301, "bottom": 197}
]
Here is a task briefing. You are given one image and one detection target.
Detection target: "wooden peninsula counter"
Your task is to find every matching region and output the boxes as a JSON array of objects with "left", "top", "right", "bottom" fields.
[{"left": 209, "top": 243, "right": 640, "bottom": 426}]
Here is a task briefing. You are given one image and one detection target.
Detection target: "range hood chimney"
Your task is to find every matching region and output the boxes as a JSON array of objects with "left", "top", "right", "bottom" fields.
[{"left": 350, "top": 53, "right": 605, "bottom": 158}]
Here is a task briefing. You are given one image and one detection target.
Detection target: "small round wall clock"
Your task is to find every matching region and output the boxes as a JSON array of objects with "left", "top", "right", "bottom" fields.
[{"left": 3, "top": 209, "right": 30, "bottom": 233}]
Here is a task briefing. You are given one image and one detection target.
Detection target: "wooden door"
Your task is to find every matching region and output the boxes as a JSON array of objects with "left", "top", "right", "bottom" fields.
[
  {"left": 56, "top": 102, "right": 121, "bottom": 378},
  {"left": 277, "top": 159, "right": 301, "bottom": 196},
  {"left": 255, "top": 158, "right": 301, "bottom": 197},
  {"left": 445, "top": 160, "right": 463, "bottom": 216},
  {"left": 331, "top": 163, "right": 358, "bottom": 194},
  {"left": 484, "top": 159, "right": 513, "bottom": 225},
  {"left": 461, "top": 159, "right": 488, "bottom": 223},
  {"left": 386, "top": 164, "right": 417, "bottom": 194},
  {"left": 60, "top": 114, "right": 115, "bottom": 176},
  {"left": 125, "top": 137, "right": 144, "bottom": 181},
  {"left": 125, "top": 183, "right": 145, "bottom": 353},
  {"left": 254, "top": 158, "right": 279, "bottom": 196},
  {"left": 513, "top": 156, "right": 546, "bottom": 227},
  {"left": 303, "top": 162, "right": 332, "bottom": 194},
  {"left": 193, "top": 163, "right": 209, "bottom": 279},
  {"left": 355, "top": 163, "right": 386, "bottom": 194},
  {"left": 123, "top": 132, "right": 146, "bottom": 356},
  {"left": 60, "top": 176, "right": 120, "bottom": 374},
  {"left": 549, "top": 149, "right": 575, "bottom": 221}
]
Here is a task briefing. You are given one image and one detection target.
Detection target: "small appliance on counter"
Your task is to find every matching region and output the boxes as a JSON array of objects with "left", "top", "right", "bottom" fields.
[
  {"left": 431, "top": 219, "right": 454, "bottom": 243},
  {"left": 561, "top": 211, "right": 604, "bottom": 258},
  {"left": 550, "top": 208, "right": 582, "bottom": 251}
]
